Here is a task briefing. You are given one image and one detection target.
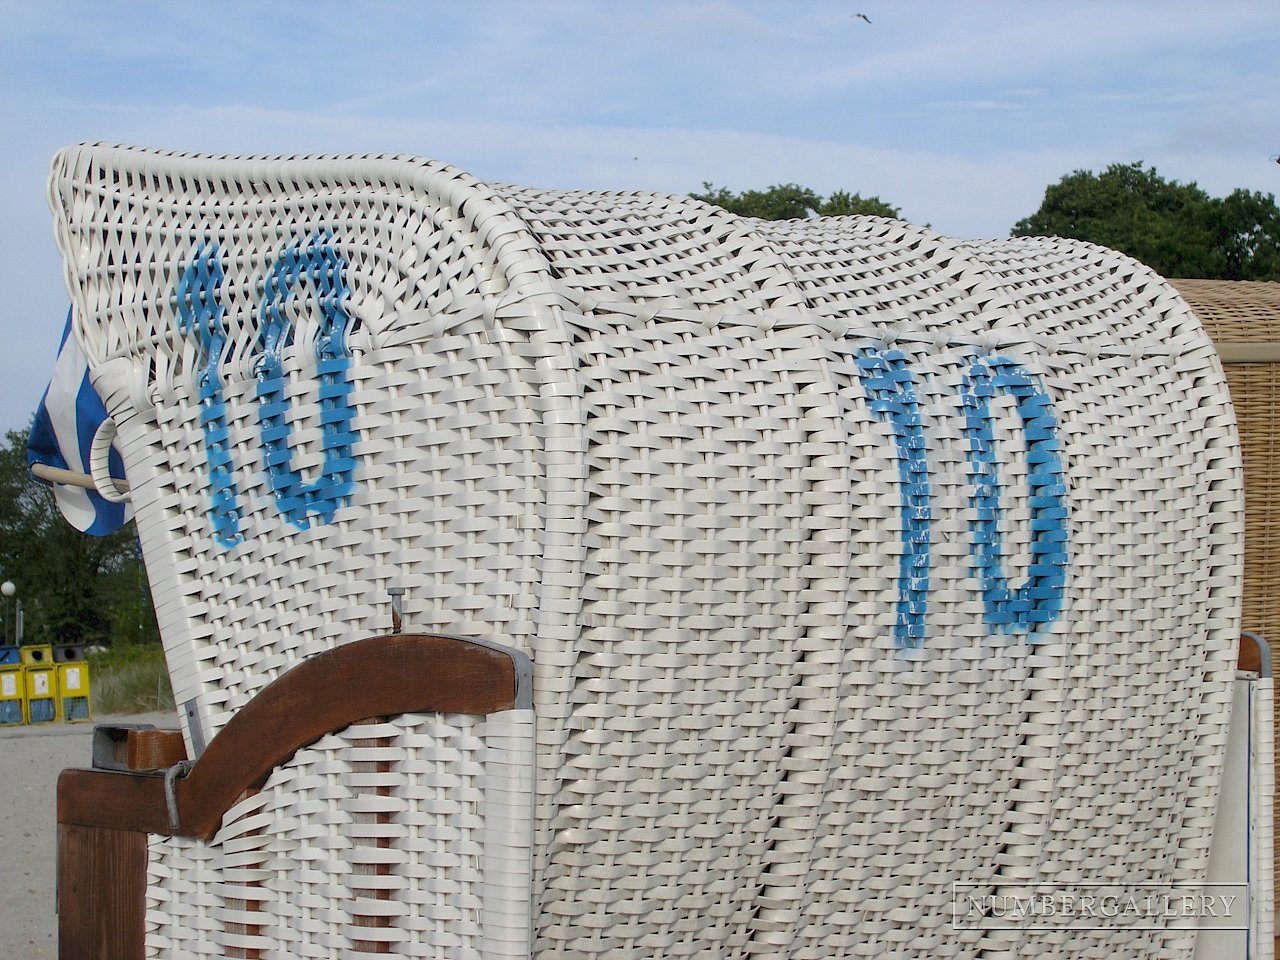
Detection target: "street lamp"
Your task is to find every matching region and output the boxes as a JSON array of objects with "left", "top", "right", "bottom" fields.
[{"left": 0, "top": 582, "right": 17, "bottom": 646}]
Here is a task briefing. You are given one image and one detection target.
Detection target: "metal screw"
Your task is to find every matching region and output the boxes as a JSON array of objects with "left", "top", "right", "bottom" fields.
[{"left": 387, "top": 587, "right": 406, "bottom": 634}]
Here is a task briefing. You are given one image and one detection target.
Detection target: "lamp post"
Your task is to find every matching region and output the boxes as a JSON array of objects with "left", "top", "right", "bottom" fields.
[{"left": 1, "top": 582, "right": 16, "bottom": 646}]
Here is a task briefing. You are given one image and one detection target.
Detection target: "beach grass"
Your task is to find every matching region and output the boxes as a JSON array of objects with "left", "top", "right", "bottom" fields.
[{"left": 89, "top": 643, "right": 174, "bottom": 715}]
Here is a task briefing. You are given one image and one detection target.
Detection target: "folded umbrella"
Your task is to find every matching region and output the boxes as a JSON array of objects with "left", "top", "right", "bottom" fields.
[{"left": 26, "top": 308, "right": 132, "bottom": 536}]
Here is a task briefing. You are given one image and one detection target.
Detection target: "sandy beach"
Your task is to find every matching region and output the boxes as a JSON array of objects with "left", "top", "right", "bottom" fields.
[{"left": 0, "top": 712, "right": 177, "bottom": 960}]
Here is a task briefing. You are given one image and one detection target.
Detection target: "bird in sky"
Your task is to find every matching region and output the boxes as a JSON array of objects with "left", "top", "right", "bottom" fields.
[{"left": 852, "top": 13, "right": 872, "bottom": 23}]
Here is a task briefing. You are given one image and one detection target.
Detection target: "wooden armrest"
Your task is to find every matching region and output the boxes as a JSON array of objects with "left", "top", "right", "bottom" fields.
[
  {"left": 57, "top": 632, "right": 529, "bottom": 960},
  {"left": 60, "top": 632, "right": 527, "bottom": 839}
]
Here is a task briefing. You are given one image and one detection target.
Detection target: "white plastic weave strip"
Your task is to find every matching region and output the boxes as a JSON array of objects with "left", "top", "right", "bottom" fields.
[
  {"left": 49, "top": 145, "right": 1243, "bottom": 959},
  {"left": 146, "top": 709, "right": 534, "bottom": 960},
  {"left": 1252, "top": 676, "right": 1275, "bottom": 959}
]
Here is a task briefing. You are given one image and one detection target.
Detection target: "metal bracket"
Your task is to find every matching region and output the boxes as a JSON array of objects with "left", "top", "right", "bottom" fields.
[{"left": 163, "top": 759, "right": 196, "bottom": 833}]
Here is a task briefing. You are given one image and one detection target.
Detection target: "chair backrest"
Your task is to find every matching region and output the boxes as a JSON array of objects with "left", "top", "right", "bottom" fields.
[{"left": 49, "top": 144, "right": 1243, "bottom": 958}]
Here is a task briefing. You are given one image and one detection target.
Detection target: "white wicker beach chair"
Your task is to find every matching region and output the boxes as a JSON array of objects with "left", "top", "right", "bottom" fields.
[{"left": 49, "top": 144, "right": 1249, "bottom": 959}]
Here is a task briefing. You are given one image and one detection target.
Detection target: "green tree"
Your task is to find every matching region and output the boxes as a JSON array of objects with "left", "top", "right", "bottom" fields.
[
  {"left": 0, "top": 426, "right": 158, "bottom": 648},
  {"left": 820, "top": 189, "right": 901, "bottom": 219},
  {"left": 692, "top": 182, "right": 901, "bottom": 220},
  {"left": 1012, "top": 162, "right": 1280, "bottom": 280},
  {"left": 1218, "top": 188, "right": 1280, "bottom": 280}
]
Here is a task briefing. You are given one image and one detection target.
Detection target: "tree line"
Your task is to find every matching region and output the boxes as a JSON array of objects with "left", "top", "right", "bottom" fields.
[
  {"left": 0, "top": 429, "right": 157, "bottom": 648},
  {"left": 1, "top": 160, "right": 1275, "bottom": 649}
]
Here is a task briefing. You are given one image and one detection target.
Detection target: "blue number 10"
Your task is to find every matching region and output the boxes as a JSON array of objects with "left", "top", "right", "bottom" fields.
[
  {"left": 856, "top": 350, "right": 1068, "bottom": 647},
  {"left": 176, "top": 235, "right": 358, "bottom": 547}
]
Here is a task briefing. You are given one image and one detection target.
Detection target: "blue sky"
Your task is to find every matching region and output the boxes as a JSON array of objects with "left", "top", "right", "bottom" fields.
[{"left": 1, "top": 0, "right": 1277, "bottom": 434}]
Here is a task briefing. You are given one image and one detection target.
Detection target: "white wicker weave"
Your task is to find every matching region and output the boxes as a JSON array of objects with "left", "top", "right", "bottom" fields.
[
  {"left": 1251, "top": 674, "right": 1275, "bottom": 959},
  {"left": 146, "top": 710, "right": 535, "bottom": 960},
  {"left": 48, "top": 144, "right": 1243, "bottom": 959}
]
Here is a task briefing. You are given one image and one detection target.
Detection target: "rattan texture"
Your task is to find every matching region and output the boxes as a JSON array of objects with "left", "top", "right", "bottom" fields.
[
  {"left": 146, "top": 709, "right": 535, "bottom": 960},
  {"left": 1171, "top": 279, "right": 1280, "bottom": 345},
  {"left": 49, "top": 144, "right": 1243, "bottom": 959},
  {"left": 1171, "top": 279, "right": 1280, "bottom": 641}
]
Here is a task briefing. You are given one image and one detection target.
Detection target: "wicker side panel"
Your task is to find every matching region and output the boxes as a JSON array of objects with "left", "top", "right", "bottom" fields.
[
  {"left": 522, "top": 305, "right": 1240, "bottom": 959},
  {"left": 754, "top": 228, "right": 1241, "bottom": 959},
  {"left": 1221, "top": 363, "right": 1280, "bottom": 640},
  {"left": 1222, "top": 361, "right": 1280, "bottom": 904},
  {"left": 47, "top": 147, "right": 551, "bottom": 744},
  {"left": 145, "top": 710, "right": 534, "bottom": 960}
]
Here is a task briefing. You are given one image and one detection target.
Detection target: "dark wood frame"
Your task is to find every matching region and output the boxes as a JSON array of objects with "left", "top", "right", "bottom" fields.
[
  {"left": 57, "top": 633, "right": 528, "bottom": 960},
  {"left": 1238, "top": 631, "right": 1272, "bottom": 677}
]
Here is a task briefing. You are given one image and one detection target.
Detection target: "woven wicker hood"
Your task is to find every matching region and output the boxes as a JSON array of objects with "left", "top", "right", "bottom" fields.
[{"left": 48, "top": 144, "right": 1243, "bottom": 959}]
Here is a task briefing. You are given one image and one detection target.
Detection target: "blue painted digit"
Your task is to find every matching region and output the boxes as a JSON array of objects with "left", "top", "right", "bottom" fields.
[
  {"left": 856, "top": 348, "right": 931, "bottom": 648},
  {"left": 176, "top": 242, "right": 243, "bottom": 547},
  {"left": 961, "top": 357, "right": 1068, "bottom": 637},
  {"left": 254, "top": 232, "right": 358, "bottom": 529}
]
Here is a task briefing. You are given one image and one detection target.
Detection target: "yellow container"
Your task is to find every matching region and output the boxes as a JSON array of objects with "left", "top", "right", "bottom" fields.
[
  {"left": 57, "top": 661, "right": 91, "bottom": 722},
  {"left": 0, "top": 664, "right": 23, "bottom": 726},
  {"left": 20, "top": 644, "right": 54, "bottom": 666},
  {"left": 24, "top": 665, "right": 57, "bottom": 723}
]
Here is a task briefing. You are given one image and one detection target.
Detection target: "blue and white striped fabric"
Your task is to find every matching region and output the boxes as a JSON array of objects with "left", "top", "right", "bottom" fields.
[{"left": 26, "top": 309, "right": 132, "bottom": 536}]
